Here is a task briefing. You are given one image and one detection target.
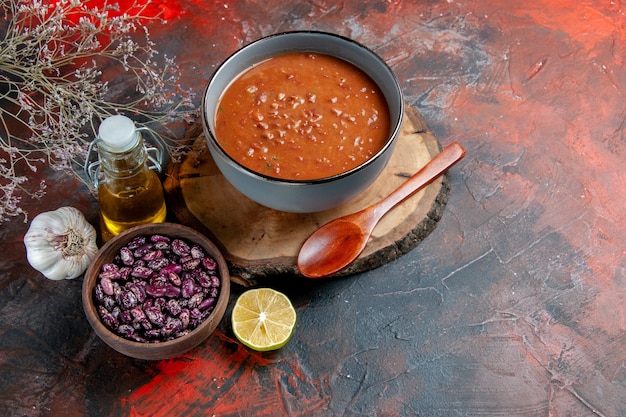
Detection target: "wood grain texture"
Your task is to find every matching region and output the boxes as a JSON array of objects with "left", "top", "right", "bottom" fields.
[{"left": 164, "top": 105, "right": 449, "bottom": 285}]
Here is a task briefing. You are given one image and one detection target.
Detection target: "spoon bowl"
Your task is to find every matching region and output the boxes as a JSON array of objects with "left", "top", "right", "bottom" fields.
[
  {"left": 297, "top": 142, "right": 466, "bottom": 278},
  {"left": 297, "top": 218, "right": 368, "bottom": 276}
]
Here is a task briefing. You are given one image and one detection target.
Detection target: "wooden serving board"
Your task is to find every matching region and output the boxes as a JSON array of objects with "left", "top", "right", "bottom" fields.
[{"left": 164, "top": 105, "right": 449, "bottom": 286}]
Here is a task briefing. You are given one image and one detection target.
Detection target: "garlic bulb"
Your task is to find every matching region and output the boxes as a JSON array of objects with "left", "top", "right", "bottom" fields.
[{"left": 24, "top": 207, "right": 98, "bottom": 280}]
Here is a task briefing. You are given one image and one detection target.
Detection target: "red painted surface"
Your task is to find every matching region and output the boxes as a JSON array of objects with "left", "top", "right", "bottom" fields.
[
  {"left": 1, "top": 0, "right": 624, "bottom": 416},
  {"left": 123, "top": 332, "right": 289, "bottom": 416},
  {"left": 46, "top": 0, "right": 186, "bottom": 21}
]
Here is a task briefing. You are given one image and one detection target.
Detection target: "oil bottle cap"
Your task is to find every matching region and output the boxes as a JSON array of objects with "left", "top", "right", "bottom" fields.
[{"left": 98, "top": 115, "right": 138, "bottom": 152}]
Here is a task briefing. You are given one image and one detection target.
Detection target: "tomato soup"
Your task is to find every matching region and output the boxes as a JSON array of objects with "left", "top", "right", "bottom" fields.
[{"left": 214, "top": 52, "right": 391, "bottom": 180}]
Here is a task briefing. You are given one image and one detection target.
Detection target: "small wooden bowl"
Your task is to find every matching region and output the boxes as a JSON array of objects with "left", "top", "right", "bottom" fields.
[{"left": 82, "top": 223, "right": 230, "bottom": 360}]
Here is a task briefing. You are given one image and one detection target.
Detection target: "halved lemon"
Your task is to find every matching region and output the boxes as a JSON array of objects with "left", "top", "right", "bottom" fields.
[{"left": 231, "top": 288, "right": 297, "bottom": 351}]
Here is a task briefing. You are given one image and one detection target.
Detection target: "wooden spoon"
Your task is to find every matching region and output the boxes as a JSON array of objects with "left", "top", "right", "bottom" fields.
[{"left": 297, "top": 142, "right": 466, "bottom": 279}]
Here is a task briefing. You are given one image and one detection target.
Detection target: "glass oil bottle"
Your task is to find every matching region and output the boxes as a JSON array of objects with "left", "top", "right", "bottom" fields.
[{"left": 85, "top": 115, "right": 167, "bottom": 241}]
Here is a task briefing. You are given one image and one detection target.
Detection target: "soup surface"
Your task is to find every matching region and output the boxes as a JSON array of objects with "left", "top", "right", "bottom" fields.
[{"left": 214, "top": 52, "right": 391, "bottom": 180}]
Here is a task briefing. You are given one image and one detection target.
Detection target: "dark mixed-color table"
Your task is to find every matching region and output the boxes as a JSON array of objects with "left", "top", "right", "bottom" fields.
[{"left": 2, "top": 1, "right": 625, "bottom": 415}]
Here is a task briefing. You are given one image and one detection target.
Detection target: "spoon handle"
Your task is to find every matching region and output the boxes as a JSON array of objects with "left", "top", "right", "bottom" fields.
[{"left": 373, "top": 142, "right": 466, "bottom": 218}]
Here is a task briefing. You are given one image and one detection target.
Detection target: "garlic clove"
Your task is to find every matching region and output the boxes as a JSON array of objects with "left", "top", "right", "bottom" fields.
[{"left": 42, "top": 256, "right": 86, "bottom": 281}]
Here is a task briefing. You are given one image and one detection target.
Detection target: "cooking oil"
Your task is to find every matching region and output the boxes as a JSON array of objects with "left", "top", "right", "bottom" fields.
[
  {"left": 98, "top": 169, "right": 167, "bottom": 236},
  {"left": 88, "top": 115, "right": 167, "bottom": 241}
]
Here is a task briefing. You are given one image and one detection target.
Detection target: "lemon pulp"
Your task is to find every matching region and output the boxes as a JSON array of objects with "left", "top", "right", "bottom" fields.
[{"left": 231, "top": 288, "right": 296, "bottom": 351}]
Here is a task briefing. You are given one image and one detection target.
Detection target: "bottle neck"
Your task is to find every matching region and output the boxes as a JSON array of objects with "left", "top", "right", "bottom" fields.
[{"left": 98, "top": 134, "right": 149, "bottom": 179}]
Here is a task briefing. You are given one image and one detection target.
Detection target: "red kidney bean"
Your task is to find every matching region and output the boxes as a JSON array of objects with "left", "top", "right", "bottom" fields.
[
  {"left": 127, "top": 282, "right": 146, "bottom": 303},
  {"left": 188, "top": 292, "right": 203, "bottom": 309},
  {"left": 145, "top": 285, "right": 168, "bottom": 298},
  {"left": 112, "top": 282, "right": 122, "bottom": 297},
  {"left": 130, "top": 306, "right": 146, "bottom": 322},
  {"left": 101, "top": 270, "right": 122, "bottom": 281},
  {"left": 195, "top": 271, "right": 212, "bottom": 288},
  {"left": 101, "top": 296, "right": 116, "bottom": 311},
  {"left": 100, "top": 264, "right": 123, "bottom": 281},
  {"left": 161, "top": 263, "right": 182, "bottom": 275},
  {"left": 181, "top": 278, "right": 196, "bottom": 298},
  {"left": 100, "top": 276, "right": 114, "bottom": 295},
  {"left": 94, "top": 284, "right": 105, "bottom": 302},
  {"left": 150, "top": 234, "right": 170, "bottom": 243},
  {"left": 144, "top": 306, "right": 166, "bottom": 326},
  {"left": 139, "top": 319, "right": 153, "bottom": 330},
  {"left": 166, "top": 271, "right": 182, "bottom": 287},
  {"left": 119, "top": 310, "right": 133, "bottom": 324},
  {"left": 133, "top": 244, "right": 154, "bottom": 258},
  {"left": 119, "top": 266, "right": 131, "bottom": 280},
  {"left": 93, "top": 233, "right": 222, "bottom": 344},
  {"left": 202, "top": 257, "right": 217, "bottom": 271},
  {"left": 182, "top": 258, "right": 201, "bottom": 271},
  {"left": 155, "top": 297, "right": 167, "bottom": 309},
  {"left": 190, "top": 308, "right": 202, "bottom": 320},
  {"left": 131, "top": 265, "right": 153, "bottom": 279},
  {"left": 142, "top": 250, "right": 163, "bottom": 261},
  {"left": 144, "top": 329, "right": 161, "bottom": 339},
  {"left": 149, "top": 274, "right": 168, "bottom": 287},
  {"left": 147, "top": 257, "right": 170, "bottom": 271},
  {"left": 99, "top": 306, "right": 119, "bottom": 330},
  {"left": 179, "top": 255, "right": 193, "bottom": 264},
  {"left": 175, "top": 330, "right": 190, "bottom": 339},
  {"left": 166, "top": 299, "right": 182, "bottom": 316},
  {"left": 190, "top": 245, "right": 204, "bottom": 259},
  {"left": 171, "top": 239, "right": 191, "bottom": 256},
  {"left": 117, "top": 289, "right": 138, "bottom": 310},
  {"left": 161, "top": 318, "right": 183, "bottom": 336},
  {"left": 179, "top": 309, "right": 190, "bottom": 328},
  {"left": 119, "top": 247, "right": 134, "bottom": 266},
  {"left": 163, "top": 285, "right": 181, "bottom": 298},
  {"left": 153, "top": 241, "right": 170, "bottom": 250},
  {"left": 117, "top": 324, "right": 135, "bottom": 337},
  {"left": 209, "top": 287, "right": 218, "bottom": 298},
  {"left": 126, "top": 236, "right": 146, "bottom": 250},
  {"left": 198, "top": 297, "right": 215, "bottom": 311}
]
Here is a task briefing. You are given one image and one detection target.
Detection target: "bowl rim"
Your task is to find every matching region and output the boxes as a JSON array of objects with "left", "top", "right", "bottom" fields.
[
  {"left": 202, "top": 30, "right": 404, "bottom": 185},
  {"left": 82, "top": 222, "right": 230, "bottom": 358}
]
